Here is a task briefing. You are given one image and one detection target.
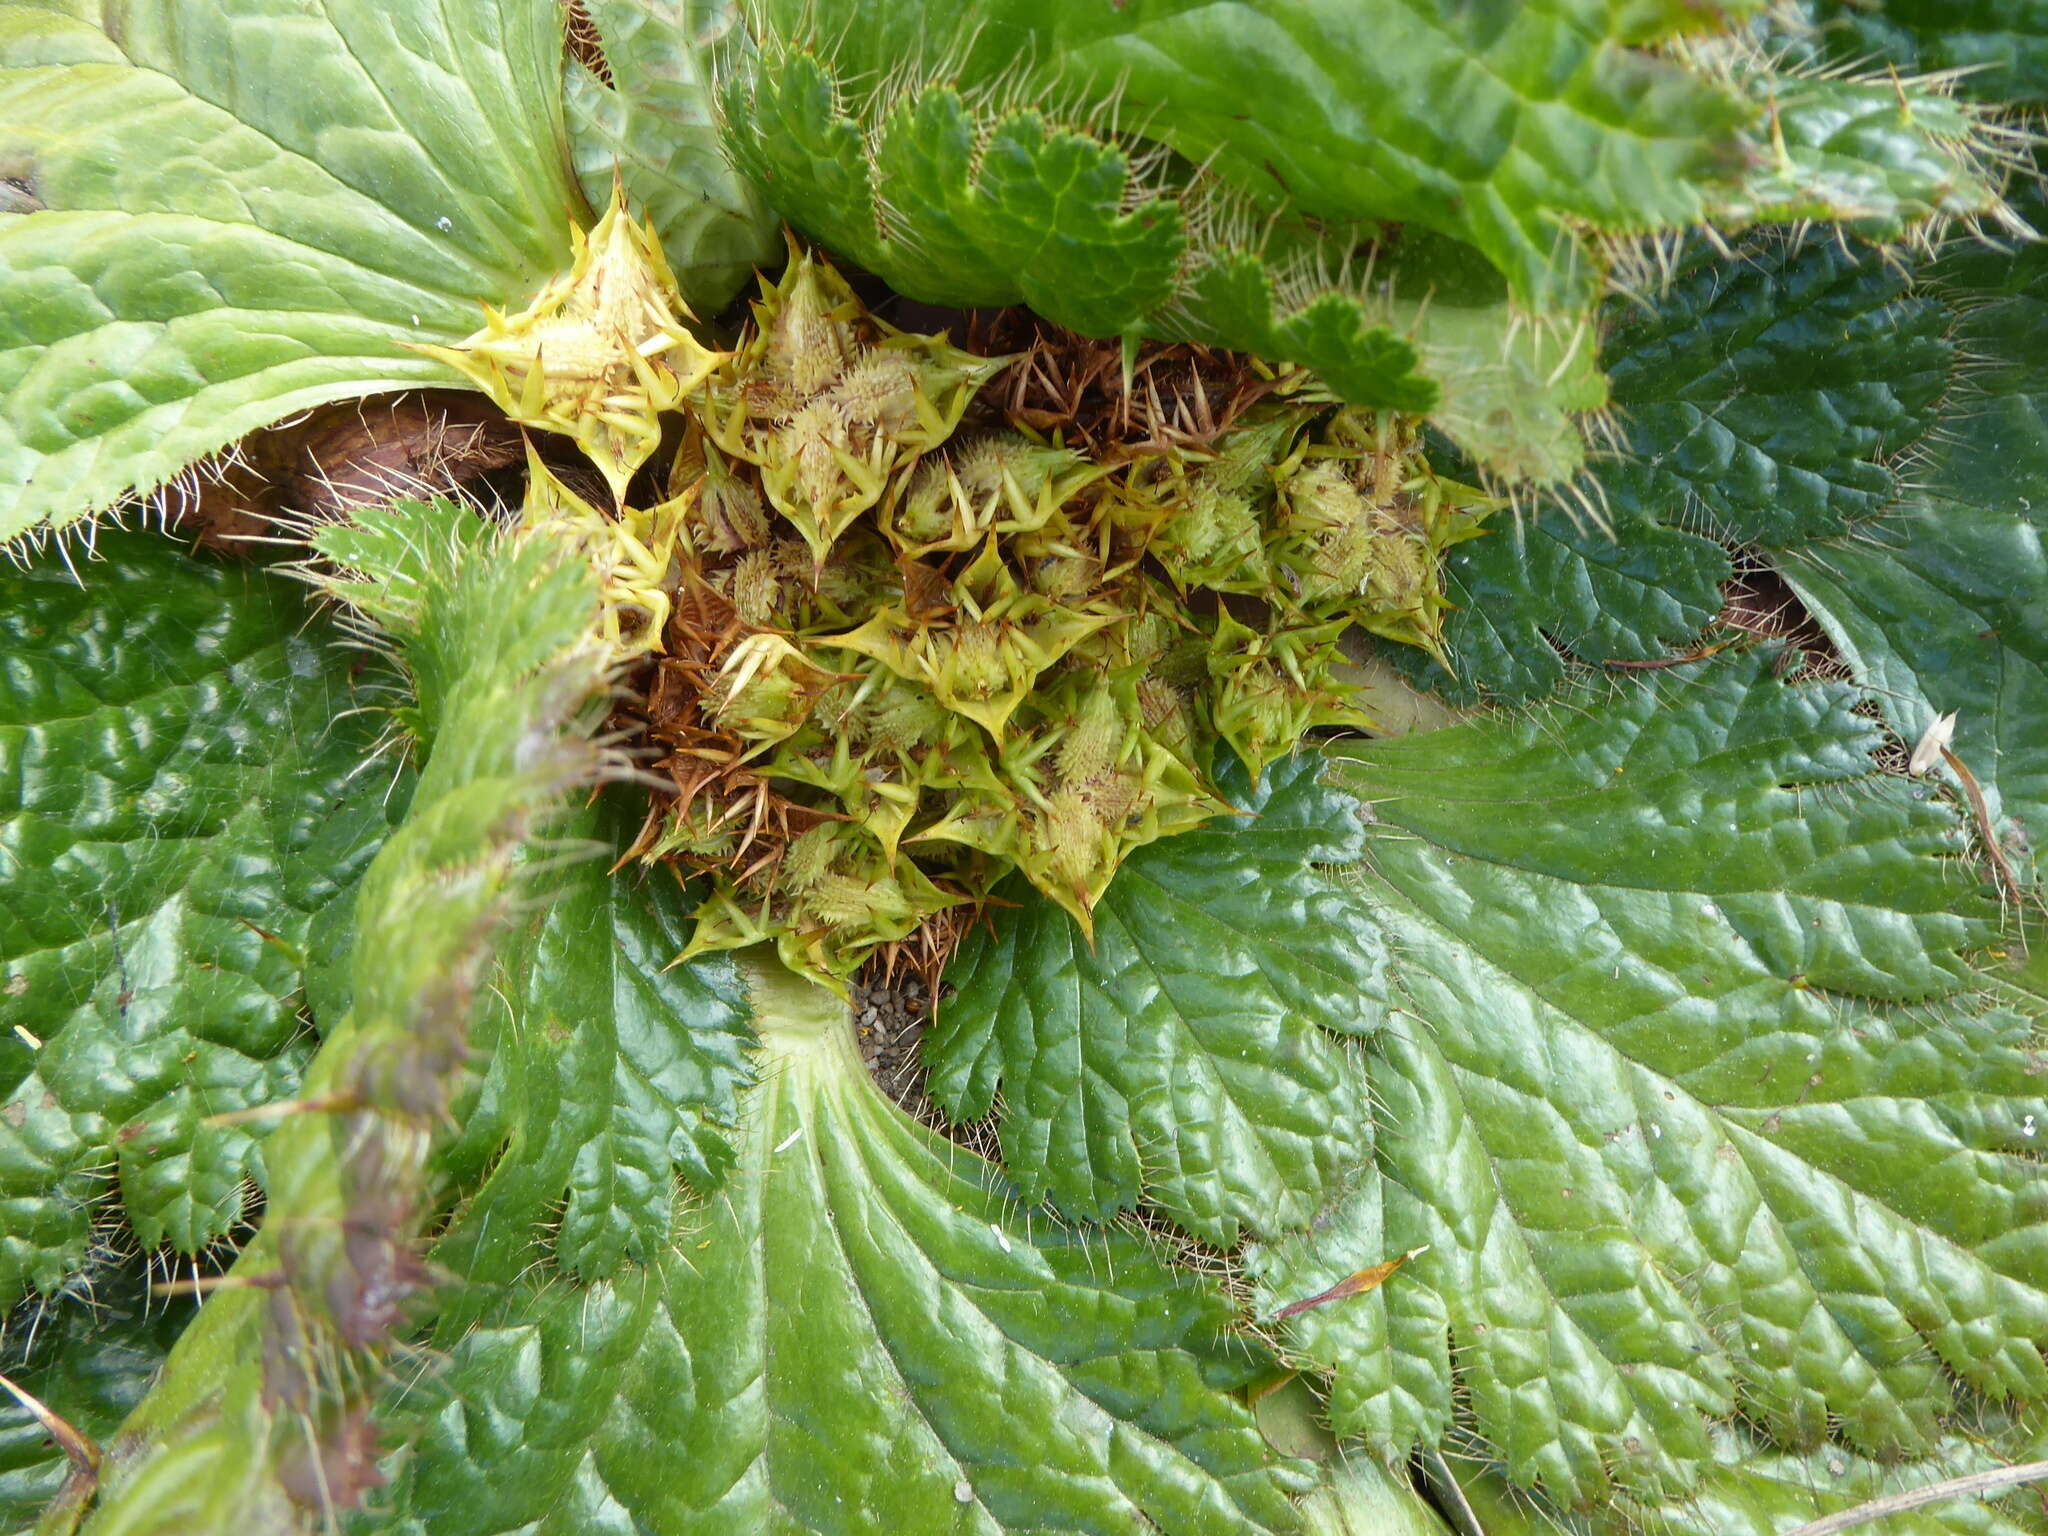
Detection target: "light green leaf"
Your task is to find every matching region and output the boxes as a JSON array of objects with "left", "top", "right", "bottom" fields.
[
  {"left": 926, "top": 752, "right": 1387, "bottom": 1246},
  {"left": 1249, "top": 656, "right": 2046, "bottom": 1508},
  {"left": 0, "top": 0, "right": 580, "bottom": 542},
  {"left": 1298, "top": 1457, "right": 1455, "bottom": 1536},
  {"left": 375, "top": 956, "right": 1309, "bottom": 1536},
  {"left": 0, "top": 531, "right": 403, "bottom": 1311},
  {"left": 563, "top": 0, "right": 777, "bottom": 313},
  {"left": 1707, "top": 69, "right": 2008, "bottom": 238},
  {"left": 1459, "top": 1419, "right": 2048, "bottom": 1535}
]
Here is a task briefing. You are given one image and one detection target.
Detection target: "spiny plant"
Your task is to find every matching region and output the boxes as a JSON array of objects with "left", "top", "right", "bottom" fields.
[
  {"left": 1, "top": 3, "right": 2046, "bottom": 1536},
  {"left": 434, "top": 209, "right": 1494, "bottom": 984}
]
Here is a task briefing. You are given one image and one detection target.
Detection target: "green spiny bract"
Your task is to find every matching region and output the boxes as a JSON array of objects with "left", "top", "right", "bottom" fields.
[{"left": 500, "top": 238, "right": 1495, "bottom": 988}]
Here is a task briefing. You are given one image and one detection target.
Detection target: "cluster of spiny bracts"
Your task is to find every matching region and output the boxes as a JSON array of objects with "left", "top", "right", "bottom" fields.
[{"left": 424, "top": 192, "right": 1493, "bottom": 986}]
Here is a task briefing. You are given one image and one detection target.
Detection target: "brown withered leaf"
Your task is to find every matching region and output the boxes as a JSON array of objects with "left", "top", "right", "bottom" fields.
[
  {"left": 159, "top": 392, "right": 520, "bottom": 551},
  {"left": 286, "top": 393, "right": 521, "bottom": 522}
]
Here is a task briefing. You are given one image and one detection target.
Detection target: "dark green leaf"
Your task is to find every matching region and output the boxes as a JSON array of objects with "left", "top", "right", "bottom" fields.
[
  {"left": 1408, "top": 224, "right": 1960, "bottom": 702},
  {"left": 0, "top": 1270, "right": 194, "bottom": 1531},
  {"left": 1600, "top": 233, "right": 1952, "bottom": 546},
  {"left": 429, "top": 798, "right": 754, "bottom": 1284},
  {"left": 927, "top": 752, "right": 1388, "bottom": 1245},
  {"left": 1400, "top": 503, "right": 1732, "bottom": 704},
  {"left": 0, "top": 531, "right": 403, "bottom": 1310},
  {"left": 70, "top": 500, "right": 613, "bottom": 1532},
  {"left": 1796, "top": 1, "right": 2048, "bottom": 107},
  {"left": 1780, "top": 171, "right": 2048, "bottom": 886},
  {"left": 717, "top": 40, "right": 1608, "bottom": 484}
]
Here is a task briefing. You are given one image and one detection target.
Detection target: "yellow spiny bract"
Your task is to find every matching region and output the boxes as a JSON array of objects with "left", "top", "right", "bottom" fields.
[
  {"left": 416, "top": 182, "right": 729, "bottom": 508},
  {"left": 517, "top": 448, "right": 687, "bottom": 659}
]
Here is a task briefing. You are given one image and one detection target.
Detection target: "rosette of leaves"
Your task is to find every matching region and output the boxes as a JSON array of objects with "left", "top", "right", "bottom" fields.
[{"left": 4, "top": 5, "right": 2048, "bottom": 1536}]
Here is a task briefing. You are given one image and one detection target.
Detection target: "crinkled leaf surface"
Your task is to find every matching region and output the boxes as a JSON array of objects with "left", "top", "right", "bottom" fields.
[
  {"left": 1781, "top": 176, "right": 2048, "bottom": 885},
  {"left": 1246, "top": 656, "right": 2047, "bottom": 1509},
  {"left": 1705, "top": 69, "right": 2006, "bottom": 238},
  {"left": 1797, "top": 0, "right": 2048, "bottom": 106},
  {"left": 746, "top": 0, "right": 1761, "bottom": 312},
  {"left": 1786, "top": 499, "right": 2048, "bottom": 892},
  {"left": 1459, "top": 1419, "right": 2048, "bottom": 1535},
  {"left": 563, "top": 0, "right": 776, "bottom": 313},
  {"left": 1407, "top": 227, "right": 1960, "bottom": 701},
  {"left": 375, "top": 958, "right": 1308, "bottom": 1536},
  {"left": 0, "top": 0, "right": 579, "bottom": 541},
  {"left": 0, "top": 531, "right": 402, "bottom": 1310},
  {"left": 427, "top": 798, "right": 754, "bottom": 1284},
  {"left": 1400, "top": 502, "right": 1733, "bottom": 704},
  {"left": 718, "top": 46, "right": 1605, "bottom": 482},
  {"left": 69, "top": 501, "right": 612, "bottom": 1536},
  {"left": 926, "top": 752, "right": 1388, "bottom": 1246},
  {"left": 1598, "top": 232, "right": 1952, "bottom": 546}
]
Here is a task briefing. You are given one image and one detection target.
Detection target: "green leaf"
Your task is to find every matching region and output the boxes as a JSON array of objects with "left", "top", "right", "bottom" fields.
[
  {"left": 1785, "top": 501, "right": 2048, "bottom": 892},
  {"left": 0, "top": 0, "right": 581, "bottom": 542},
  {"left": 563, "top": 0, "right": 777, "bottom": 314},
  {"left": 426, "top": 798, "right": 754, "bottom": 1284},
  {"left": 376, "top": 956, "right": 1309, "bottom": 1536},
  {"left": 0, "top": 531, "right": 403, "bottom": 1311},
  {"left": 1707, "top": 69, "right": 2009, "bottom": 239},
  {"left": 69, "top": 501, "right": 613, "bottom": 1533},
  {"left": 1779, "top": 173, "right": 2048, "bottom": 885},
  {"left": 1795, "top": 0, "right": 2048, "bottom": 107},
  {"left": 743, "top": 0, "right": 1762, "bottom": 313},
  {"left": 1401, "top": 502, "right": 1733, "bottom": 704},
  {"left": 926, "top": 752, "right": 1388, "bottom": 1246},
  {"left": 722, "top": 58, "right": 1187, "bottom": 334},
  {"left": 1298, "top": 1457, "right": 1455, "bottom": 1536},
  {"left": 1458, "top": 1419, "right": 2048, "bottom": 1535},
  {"left": 1249, "top": 656, "right": 2047, "bottom": 1507},
  {"left": 717, "top": 42, "right": 1607, "bottom": 485},
  {"left": 1600, "top": 232, "right": 1953, "bottom": 546},
  {"left": 0, "top": 1269, "right": 193, "bottom": 1532},
  {"left": 1407, "top": 224, "right": 1959, "bottom": 702}
]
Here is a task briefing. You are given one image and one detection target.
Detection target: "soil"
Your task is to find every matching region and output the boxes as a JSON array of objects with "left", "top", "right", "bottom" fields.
[
  {"left": 850, "top": 967, "right": 938, "bottom": 1112},
  {"left": 850, "top": 964, "right": 1004, "bottom": 1156}
]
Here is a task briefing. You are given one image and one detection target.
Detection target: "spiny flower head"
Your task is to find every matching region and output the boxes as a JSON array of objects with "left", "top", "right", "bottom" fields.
[
  {"left": 700, "top": 242, "right": 1012, "bottom": 565},
  {"left": 467, "top": 239, "right": 1503, "bottom": 989}
]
